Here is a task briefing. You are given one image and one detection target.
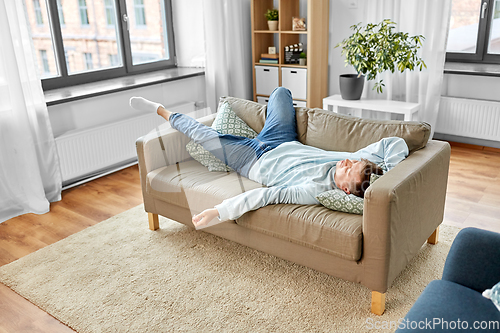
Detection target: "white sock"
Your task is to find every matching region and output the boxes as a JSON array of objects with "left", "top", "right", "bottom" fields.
[{"left": 129, "top": 97, "right": 164, "bottom": 113}]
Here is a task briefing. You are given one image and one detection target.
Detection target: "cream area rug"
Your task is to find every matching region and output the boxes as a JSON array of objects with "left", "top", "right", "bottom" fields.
[{"left": 0, "top": 205, "right": 460, "bottom": 333}]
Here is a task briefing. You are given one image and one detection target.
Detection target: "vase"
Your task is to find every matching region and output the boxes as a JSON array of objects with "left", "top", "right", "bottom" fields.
[
  {"left": 267, "top": 21, "right": 278, "bottom": 31},
  {"left": 339, "top": 74, "right": 365, "bottom": 100}
]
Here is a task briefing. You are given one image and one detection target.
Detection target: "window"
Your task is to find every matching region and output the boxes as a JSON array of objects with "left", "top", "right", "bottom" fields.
[
  {"left": 134, "top": 0, "right": 146, "bottom": 27},
  {"left": 447, "top": 0, "right": 500, "bottom": 63},
  {"left": 105, "top": 0, "right": 115, "bottom": 26},
  {"left": 83, "top": 53, "right": 93, "bottom": 70},
  {"left": 79, "top": 0, "right": 89, "bottom": 26},
  {"left": 27, "top": 0, "right": 58, "bottom": 78},
  {"left": 34, "top": 0, "right": 43, "bottom": 25},
  {"left": 24, "top": 0, "right": 176, "bottom": 90},
  {"left": 40, "top": 50, "right": 50, "bottom": 74},
  {"left": 57, "top": 0, "right": 65, "bottom": 26}
]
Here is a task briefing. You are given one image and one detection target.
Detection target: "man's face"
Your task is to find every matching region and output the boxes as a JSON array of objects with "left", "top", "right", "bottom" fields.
[{"left": 334, "top": 159, "right": 364, "bottom": 194}]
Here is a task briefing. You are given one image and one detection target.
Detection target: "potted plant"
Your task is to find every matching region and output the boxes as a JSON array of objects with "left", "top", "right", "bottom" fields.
[
  {"left": 265, "top": 8, "right": 279, "bottom": 31},
  {"left": 335, "top": 19, "right": 426, "bottom": 100},
  {"left": 299, "top": 52, "right": 306, "bottom": 66}
]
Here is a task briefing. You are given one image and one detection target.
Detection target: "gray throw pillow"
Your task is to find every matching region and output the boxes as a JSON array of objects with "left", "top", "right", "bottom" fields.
[{"left": 186, "top": 101, "right": 258, "bottom": 172}]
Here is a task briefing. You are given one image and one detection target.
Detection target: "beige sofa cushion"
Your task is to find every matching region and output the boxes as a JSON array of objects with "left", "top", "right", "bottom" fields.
[
  {"left": 303, "top": 108, "right": 431, "bottom": 153},
  {"left": 221, "top": 96, "right": 431, "bottom": 154},
  {"left": 146, "top": 160, "right": 363, "bottom": 261},
  {"left": 236, "top": 205, "right": 362, "bottom": 261},
  {"left": 146, "top": 160, "right": 263, "bottom": 212}
]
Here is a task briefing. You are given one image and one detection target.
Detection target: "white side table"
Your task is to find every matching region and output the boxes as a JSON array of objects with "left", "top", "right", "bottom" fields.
[{"left": 322, "top": 94, "right": 420, "bottom": 121}]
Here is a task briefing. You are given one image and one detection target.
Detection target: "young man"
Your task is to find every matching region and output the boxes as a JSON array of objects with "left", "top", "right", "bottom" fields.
[{"left": 130, "top": 88, "right": 409, "bottom": 229}]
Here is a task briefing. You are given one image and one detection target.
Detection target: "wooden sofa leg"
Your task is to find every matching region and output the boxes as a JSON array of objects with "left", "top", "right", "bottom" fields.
[
  {"left": 427, "top": 226, "right": 439, "bottom": 244},
  {"left": 148, "top": 213, "right": 159, "bottom": 230},
  {"left": 371, "top": 291, "right": 386, "bottom": 315}
]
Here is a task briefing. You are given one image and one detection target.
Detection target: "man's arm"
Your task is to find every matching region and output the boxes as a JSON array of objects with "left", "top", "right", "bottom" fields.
[
  {"left": 193, "top": 185, "right": 317, "bottom": 228},
  {"left": 217, "top": 185, "right": 317, "bottom": 221},
  {"left": 356, "top": 137, "right": 409, "bottom": 170},
  {"left": 380, "top": 137, "right": 409, "bottom": 170}
]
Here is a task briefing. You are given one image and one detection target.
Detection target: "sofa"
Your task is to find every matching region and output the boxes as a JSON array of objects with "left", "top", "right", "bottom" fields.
[
  {"left": 135, "top": 96, "right": 451, "bottom": 315},
  {"left": 397, "top": 227, "right": 500, "bottom": 332}
]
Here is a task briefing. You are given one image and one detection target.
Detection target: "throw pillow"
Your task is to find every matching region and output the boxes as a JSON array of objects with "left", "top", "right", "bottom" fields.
[
  {"left": 370, "top": 173, "right": 382, "bottom": 184},
  {"left": 482, "top": 281, "right": 500, "bottom": 312},
  {"left": 186, "top": 101, "right": 258, "bottom": 172},
  {"left": 316, "top": 189, "right": 364, "bottom": 215}
]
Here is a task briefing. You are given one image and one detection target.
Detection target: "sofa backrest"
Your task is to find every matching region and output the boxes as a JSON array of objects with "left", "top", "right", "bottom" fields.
[{"left": 220, "top": 96, "right": 431, "bottom": 153}]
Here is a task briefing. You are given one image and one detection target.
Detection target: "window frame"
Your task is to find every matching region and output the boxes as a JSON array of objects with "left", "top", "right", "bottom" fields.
[
  {"left": 447, "top": 0, "right": 500, "bottom": 64},
  {"left": 41, "top": 0, "right": 176, "bottom": 91}
]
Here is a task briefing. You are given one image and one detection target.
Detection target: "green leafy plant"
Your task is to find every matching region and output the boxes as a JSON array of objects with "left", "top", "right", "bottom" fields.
[
  {"left": 299, "top": 52, "right": 306, "bottom": 59},
  {"left": 264, "top": 8, "right": 279, "bottom": 21},
  {"left": 335, "top": 19, "right": 426, "bottom": 93}
]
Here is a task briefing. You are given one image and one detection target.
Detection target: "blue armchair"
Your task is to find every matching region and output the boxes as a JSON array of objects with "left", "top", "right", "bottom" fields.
[{"left": 397, "top": 227, "right": 500, "bottom": 332}]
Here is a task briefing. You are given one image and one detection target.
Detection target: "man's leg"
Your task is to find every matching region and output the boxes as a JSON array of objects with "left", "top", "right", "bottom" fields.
[
  {"left": 130, "top": 97, "right": 261, "bottom": 176},
  {"left": 168, "top": 113, "right": 261, "bottom": 176},
  {"left": 256, "top": 87, "right": 298, "bottom": 149},
  {"left": 130, "top": 96, "right": 173, "bottom": 120}
]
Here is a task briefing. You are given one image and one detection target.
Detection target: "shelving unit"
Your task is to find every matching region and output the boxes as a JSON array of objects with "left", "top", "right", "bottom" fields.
[{"left": 251, "top": 0, "right": 329, "bottom": 108}]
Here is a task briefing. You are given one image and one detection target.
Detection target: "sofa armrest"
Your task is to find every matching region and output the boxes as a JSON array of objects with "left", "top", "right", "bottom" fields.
[
  {"left": 362, "top": 140, "right": 451, "bottom": 292},
  {"left": 136, "top": 113, "right": 216, "bottom": 175},
  {"left": 135, "top": 113, "right": 216, "bottom": 214},
  {"left": 442, "top": 227, "right": 500, "bottom": 292}
]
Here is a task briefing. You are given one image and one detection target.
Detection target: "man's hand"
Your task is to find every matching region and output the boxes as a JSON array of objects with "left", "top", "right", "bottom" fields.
[{"left": 192, "top": 208, "right": 220, "bottom": 228}]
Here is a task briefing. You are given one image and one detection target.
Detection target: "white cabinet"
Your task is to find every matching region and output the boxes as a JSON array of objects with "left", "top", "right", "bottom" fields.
[{"left": 255, "top": 66, "right": 279, "bottom": 96}]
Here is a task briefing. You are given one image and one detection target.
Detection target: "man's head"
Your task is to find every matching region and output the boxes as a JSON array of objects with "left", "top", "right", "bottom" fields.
[{"left": 334, "top": 158, "right": 384, "bottom": 198}]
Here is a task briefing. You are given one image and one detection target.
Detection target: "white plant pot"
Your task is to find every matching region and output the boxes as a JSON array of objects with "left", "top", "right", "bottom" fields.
[
  {"left": 299, "top": 58, "right": 306, "bottom": 66},
  {"left": 267, "top": 21, "right": 278, "bottom": 31}
]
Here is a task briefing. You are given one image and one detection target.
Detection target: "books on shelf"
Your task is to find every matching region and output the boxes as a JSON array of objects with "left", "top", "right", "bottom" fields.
[
  {"left": 259, "top": 59, "right": 278, "bottom": 64},
  {"left": 259, "top": 52, "right": 279, "bottom": 64}
]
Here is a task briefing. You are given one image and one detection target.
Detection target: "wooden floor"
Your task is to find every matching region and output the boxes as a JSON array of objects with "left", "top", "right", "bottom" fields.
[{"left": 0, "top": 143, "right": 499, "bottom": 332}]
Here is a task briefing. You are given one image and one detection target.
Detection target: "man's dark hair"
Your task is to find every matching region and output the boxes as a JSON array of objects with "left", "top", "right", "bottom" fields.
[{"left": 351, "top": 159, "right": 384, "bottom": 198}]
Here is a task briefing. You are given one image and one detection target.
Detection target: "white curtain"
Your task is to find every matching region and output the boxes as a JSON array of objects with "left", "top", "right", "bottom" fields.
[
  {"left": 362, "top": 0, "right": 452, "bottom": 137},
  {"left": 0, "top": 0, "right": 62, "bottom": 223},
  {"left": 202, "top": 0, "right": 253, "bottom": 113}
]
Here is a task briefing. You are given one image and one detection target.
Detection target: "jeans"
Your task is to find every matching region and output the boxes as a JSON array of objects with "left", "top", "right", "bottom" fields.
[{"left": 170, "top": 87, "right": 297, "bottom": 177}]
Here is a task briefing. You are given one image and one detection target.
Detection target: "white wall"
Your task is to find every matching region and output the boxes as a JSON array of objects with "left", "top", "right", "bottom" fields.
[{"left": 442, "top": 74, "right": 500, "bottom": 102}]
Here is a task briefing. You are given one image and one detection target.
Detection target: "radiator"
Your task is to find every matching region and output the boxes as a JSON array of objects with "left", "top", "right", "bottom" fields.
[
  {"left": 436, "top": 97, "right": 500, "bottom": 141},
  {"left": 56, "top": 102, "right": 200, "bottom": 185}
]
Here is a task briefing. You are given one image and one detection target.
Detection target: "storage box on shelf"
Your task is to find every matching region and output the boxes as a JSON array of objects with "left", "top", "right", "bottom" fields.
[
  {"left": 251, "top": 0, "right": 328, "bottom": 108},
  {"left": 281, "top": 67, "right": 307, "bottom": 100}
]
